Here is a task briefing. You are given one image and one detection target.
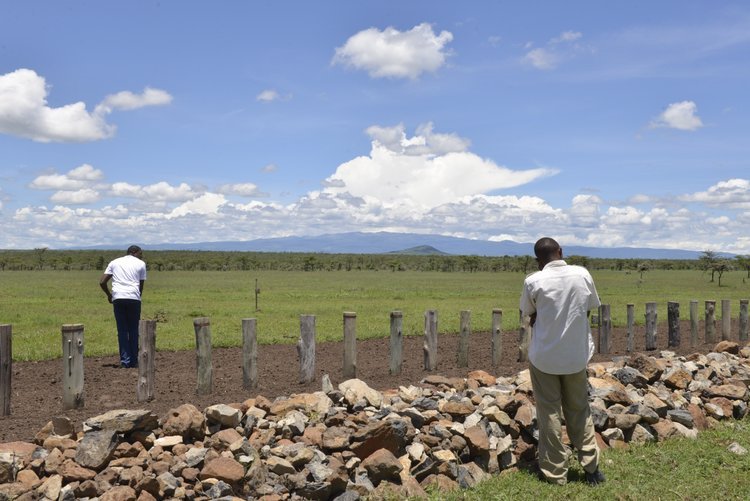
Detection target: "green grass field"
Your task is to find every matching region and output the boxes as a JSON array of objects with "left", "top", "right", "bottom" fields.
[{"left": 1, "top": 269, "right": 749, "bottom": 360}]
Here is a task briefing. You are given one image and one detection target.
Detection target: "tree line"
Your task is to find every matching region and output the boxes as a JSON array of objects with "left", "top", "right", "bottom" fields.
[{"left": 1, "top": 248, "right": 749, "bottom": 276}]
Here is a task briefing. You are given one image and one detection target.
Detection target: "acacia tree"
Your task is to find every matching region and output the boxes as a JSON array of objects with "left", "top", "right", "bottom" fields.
[
  {"left": 736, "top": 254, "right": 750, "bottom": 278},
  {"left": 699, "top": 250, "right": 719, "bottom": 282}
]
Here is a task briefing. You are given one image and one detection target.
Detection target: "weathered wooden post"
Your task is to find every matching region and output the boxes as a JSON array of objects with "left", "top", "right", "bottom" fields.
[
  {"left": 690, "top": 300, "right": 699, "bottom": 347},
  {"left": 705, "top": 300, "right": 716, "bottom": 343},
  {"left": 61, "top": 324, "right": 84, "bottom": 410},
  {"left": 0, "top": 324, "right": 10, "bottom": 416},
  {"left": 645, "top": 302, "right": 657, "bottom": 351},
  {"left": 343, "top": 312, "right": 357, "bottom": 379},
  {"left": 423, "top": 310, "right": 438, "bottom": 371},
  {"left": 389, "top": 311, "right": 403, "bottom": 375},
  {"left": 598, "top": 304, "right": 611, "bottom": 354},
  {"left": 626, "top": 304, "right": 635, "bottom": 352},
  {"left": 491, "top": 309, "right": 502, "bottom": 367},
  {"left": 298, "top": 315, "right": 316, "bottom": 383},
  {"left": 136, "top": 319, "right": 156, "bottom": 403},
  {"left": 721, "top": 299, "right": 731, "bottom": 341},
  {"left": 667, "top": 301, "right": 680, "bottom": 348},
  {"left": 740, "top": 300, "right": 749, "bottom": 343},
  {"left": 518, "top": 311, "right": 530, "bottom": 362},
  {"left": 193, "top": 317, "right": 213, "bottom": 395},
  {"left": 457, "top": 310, "right": 471, "bottom": 368},
  {"left": 242, "top": 318, "right": 258, "bottom": 390}
]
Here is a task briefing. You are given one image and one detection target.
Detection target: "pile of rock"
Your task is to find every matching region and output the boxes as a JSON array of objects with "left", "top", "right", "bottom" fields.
[{"left": 1, "top": 341, "right": 749, "bottom": 500}]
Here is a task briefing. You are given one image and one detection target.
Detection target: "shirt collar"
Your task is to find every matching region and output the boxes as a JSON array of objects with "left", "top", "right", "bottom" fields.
[{"left": 543, "top": 259, "right": 567, "bottom": 270}]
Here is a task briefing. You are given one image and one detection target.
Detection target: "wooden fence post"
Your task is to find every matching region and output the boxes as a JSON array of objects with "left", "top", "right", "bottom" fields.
[
  {"left": 690, "top": 300, "right": 698, "bottom": 347},
  {"left": 298, "top": 315, "right": 316, "bottom": 383},
  {"left": 61, "top": 324, "right": 84, "bottom": 410},
  {"left": 457, "top": 310, "right": 471, "bottom": 368},
  {"left": 518, "top": 311, "right": 530, "bottom": 362},
  {"left": 626, "top": 304, "right": 635, "bottom": 352},
  {"left": 389, "top": 311, "right": 403, "bottom": 375},
  {"left": 705, "top": 300, "right": 716, "bottom": 343},
  {"left": 423, "top": 310, "right": 438, "bottom": 371},
  {"left": 645, "top": 302, "right": 657, "bottom": 351},
  {"left": 667, "top": 301, "right": 680, "bottom": 348},
  {"left": 343, "top": 312, "right": 357, "bottom": 379},
  {"left": 598, "top": 304, "right": 611, "bottom": 354},
  {"left": 721, "top": 299, "right": 731, "bottom": 341},
  {"left": 491, "top": 309, "right": 502, "bottom": 367},
  {"left": 0, "top": 324, "right": 10, "bottom": 416},
  {"left": 137, "top": 319, "right": 156, "bottom": 403},
  {"left": 193, "top": 317, "right": 213, "bottom": 395},
  {"left": 740, "top": 300, "right": 749, "bottom": 343},
  {"left": 242, "top": 318, "right": 258, "bottom": 390}
]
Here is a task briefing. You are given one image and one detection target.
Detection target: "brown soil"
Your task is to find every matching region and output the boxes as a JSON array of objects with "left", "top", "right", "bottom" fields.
[{"left": 0, "top": 320, "right": 732, "bottom": 443}]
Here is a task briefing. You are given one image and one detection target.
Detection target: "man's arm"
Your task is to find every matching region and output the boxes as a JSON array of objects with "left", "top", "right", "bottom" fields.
[
  {"left": 139, "top": 279, "right": 145, "bottom": 295},
  {"left": 99, "top": 274, "right": 113, "bottom": 303}
]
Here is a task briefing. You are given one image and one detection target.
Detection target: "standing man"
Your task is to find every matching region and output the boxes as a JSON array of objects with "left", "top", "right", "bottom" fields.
[
  {"left": 100, "top": 245, "right": 147, "bottom": 368},
  {"left": 519, "top": 237, "right": 605, "bottom": 486}
]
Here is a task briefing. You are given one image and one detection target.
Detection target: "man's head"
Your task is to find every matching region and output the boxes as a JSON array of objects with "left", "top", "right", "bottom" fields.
[
  {"left": 533, "top": 237, "right": 562, "bottom": 270},
  {"left": 127, "top": 245, "right": 143, "bottom": 258}
]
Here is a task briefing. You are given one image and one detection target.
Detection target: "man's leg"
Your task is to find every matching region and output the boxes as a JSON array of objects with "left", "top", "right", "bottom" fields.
[
  {"left": 112, "top": 300, "right": 130, "bottom": 367},
  {"left": 124, "top": 300, "right": 141, "bottom": 368},
  {"left": 529, "top": 363, "right": 568, "bottom": 484},
  {"left": 560, "top": 369, "right": 600, "bottom": 473}
]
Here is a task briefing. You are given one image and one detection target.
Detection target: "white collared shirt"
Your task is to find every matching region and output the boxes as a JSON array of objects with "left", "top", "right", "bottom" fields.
[
  {"left": 105, "top": 255, "right": 147, "bottom": 301},
  {"left": 519, "top": 260, "right": 600, "bottom": 374}
]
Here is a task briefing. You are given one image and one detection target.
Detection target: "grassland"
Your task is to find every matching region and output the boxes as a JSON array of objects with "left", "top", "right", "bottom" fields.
[{"left": 1, "top": 269, "right": 749, "bottom": 361}]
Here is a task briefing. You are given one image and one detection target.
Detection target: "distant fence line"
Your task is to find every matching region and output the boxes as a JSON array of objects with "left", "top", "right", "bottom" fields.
[{"left": 0, "top": 298, "right": 748, "bottom": 417}]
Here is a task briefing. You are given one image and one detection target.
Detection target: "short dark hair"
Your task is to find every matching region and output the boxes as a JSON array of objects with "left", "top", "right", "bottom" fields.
[
  {"left": 534, "top": 237, "right": 560, "bottom": 261},
  {"left": 127, "top": 245, "right": 142, "bottom": 255}
]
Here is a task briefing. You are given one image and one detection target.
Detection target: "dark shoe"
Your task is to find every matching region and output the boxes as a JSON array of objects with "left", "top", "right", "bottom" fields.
[{"left": 585, "top": 468, "right": 606, "bottom": 486}]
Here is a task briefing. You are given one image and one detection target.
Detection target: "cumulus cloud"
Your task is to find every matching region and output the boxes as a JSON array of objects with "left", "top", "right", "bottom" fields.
[
  {"left": 256, "top": 89, "right": 283, "bottom": 102},
  {"left": 168, "top": 193, "right": 227, "bottom": 218},
  {"left": 110, "top": 181, "right": 196, "bottom": 202},
  {"left": 332, "top": 23, "right": 453, "bottom": 79},
  {"left": 523, "top": 30, "right": 584, "bottom": 70},
  {"left": 323, "top": 123, "right": 556, "bottom": 209},
  {"left": 29, "top": 164, "right": 105, "bottom": 191},
  {"left": 650, "top": 101, "right": 704, "bottom": 131},
  {"left": 50, "top": 189, "right": 100, "bottom": 204},
  {"left": 0, "top": 69, "right": 172, "bottom": 143},
  {"left": 680, "top": 178, "right": 750, "bottom": 208},
  {"left": 217, "top": 183, "right": 259, "bottom": 197}
]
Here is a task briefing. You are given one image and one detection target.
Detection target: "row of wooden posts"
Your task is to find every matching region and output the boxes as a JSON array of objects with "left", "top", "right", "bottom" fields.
[{"left": 1, "top": 299, "right": 748, "bottom": 417}]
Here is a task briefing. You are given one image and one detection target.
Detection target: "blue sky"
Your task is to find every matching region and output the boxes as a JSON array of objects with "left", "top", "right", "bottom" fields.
[{"left": 1, "top": 1, "right": 750, "bottom": 253}]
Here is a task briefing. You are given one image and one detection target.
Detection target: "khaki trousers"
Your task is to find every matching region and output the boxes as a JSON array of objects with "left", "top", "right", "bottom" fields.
[{"left": 529, "top": 363, "right": 600, "bottom": 484}]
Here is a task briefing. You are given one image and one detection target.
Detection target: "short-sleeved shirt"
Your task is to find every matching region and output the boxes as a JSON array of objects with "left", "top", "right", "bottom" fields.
[
  {"left": 519, "top": 260, "right": 600, "bottom": 374},
  {"left": 104, "top": 255, "right": 147, "bottom": 301}
]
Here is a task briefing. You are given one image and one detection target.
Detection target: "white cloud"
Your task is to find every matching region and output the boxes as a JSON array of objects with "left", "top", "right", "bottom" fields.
[
  {"left": 217, "top": 183, "right": 259, "bottom": 197},
  {"left": 50, "top": 189, "right": 100, "bottom": 204},
  {"left": 552, "top": 31, "right": 583, "bottom": 44},
  {"left": 332, "top": 23, "right": 453, "bottom": 79},
  {"left": 650, "top": 101, "right": 704, "bottom": 131},
  {"left": 680, "top": 178, "right": 750, "bottom": 208},
  {"left": 261, "top": 163, "right": 278, "bottom": 173},
  {"left": 110, "top": 181, "right": 196, "bottom": 202},
  {"left": 323, "top": 123, "right": 556, "bottom": 209},
  {"left": 256, "top": 89, "right": 280, "bottom": 102},
  {"left": 0, "top": 69, "right": 172, "bottom": 143},
  {"left": 523, "top": 48, "right": 558, "bottom": 70},
  {"left": 29, "top": 164, "right": 105, "bottom": 191},
  {"left": 523, "top": 31, "right": 584, "bottom": 70},
  {"left": 168, "top": 193, "right": 227, "bottom": 218}
]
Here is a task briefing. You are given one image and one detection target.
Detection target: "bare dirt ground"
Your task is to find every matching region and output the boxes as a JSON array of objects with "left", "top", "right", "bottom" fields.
[{"left": 0, "top": 320, "right": 732, "bottom": 443}]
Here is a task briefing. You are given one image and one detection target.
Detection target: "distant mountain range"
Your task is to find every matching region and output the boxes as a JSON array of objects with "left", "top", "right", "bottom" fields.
[{"left": 119, "top": 231, "right": 734, "bottom": 259}]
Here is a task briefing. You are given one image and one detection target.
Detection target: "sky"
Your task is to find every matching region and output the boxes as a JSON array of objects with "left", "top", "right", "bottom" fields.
[{"left": 1, "top": 1, "right": 750, "bottom": 253}]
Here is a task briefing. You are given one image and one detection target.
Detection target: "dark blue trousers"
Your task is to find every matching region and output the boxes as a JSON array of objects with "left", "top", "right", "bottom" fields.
[{"left": 113, "top": 299, "right": 141, "bottom": 368}]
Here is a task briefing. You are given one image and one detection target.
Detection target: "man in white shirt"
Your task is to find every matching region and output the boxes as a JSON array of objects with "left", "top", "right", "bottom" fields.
[
  {"left": 99, "top": 245, "right": 147, "bottom": 368},
  {"left": 519, "top": 237, "right": 605, "bottom": 486}
]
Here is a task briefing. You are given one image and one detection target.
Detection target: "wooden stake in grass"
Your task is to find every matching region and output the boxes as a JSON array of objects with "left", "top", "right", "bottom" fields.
[
  {"left": 193, "top": 317, "right": 213, "bottom": 395},
  {"left": 626, "top": 304, "right": 635, "bottom": 352},
  {"left": 457, "top": 310, "right": 470, "bottom": 368},
  {"left": 242, "top": 318, "right": 258, "bottom": 390},
  {"left": 667, "top": 301, "right": 680, "bottom": 348},
  {"left": 137, "top": 319, "right": 156, "bottom": 402},
  {"left": 298, "top": 315, "right": 316, "bottom": 383},
  {"left": 389, "top": 311, "right": 403, "bottom": 375},
  {"left": 491, "top": 308, "right": 502, "bottom": 367},
  {"left": 740, "top": 299, "right": 749, "bottom": 343},
  {"left": 645, "top": 302, "right": 657, "bottom": 351},
  {"left": 62, "top": 324, "right": 84, "bottom": 410},
  {"left": 0, "top": 324, "right": 11, "bottom": 416},
  {"left": 423, "top": 310, "right": 438, "bottom": 371},
  {"left": 343, "top": 312, "right": 357, "bottom": 379},
  {"left": 690, "top": 300, "right": 699, "bottom": 347},
  {"left": 721, "top": 299, "right": 731, "bottom": 341},
  {"left": 705, "top": 300, "right": 716, "bottom": 343}
]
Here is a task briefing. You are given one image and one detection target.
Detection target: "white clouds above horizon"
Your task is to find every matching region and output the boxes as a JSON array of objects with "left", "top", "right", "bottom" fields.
[
  {"left": 650, "top": 101, "right": 704, "bottom": 131},
  {"left": 523, "top": 30, "right": 585, "bottom": 70},
  {"left": 0, "top": 69, "right": 172, "bottom": 143},
  {"left": 332, "top": 23, "right": 454, "bottom": 79}
]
